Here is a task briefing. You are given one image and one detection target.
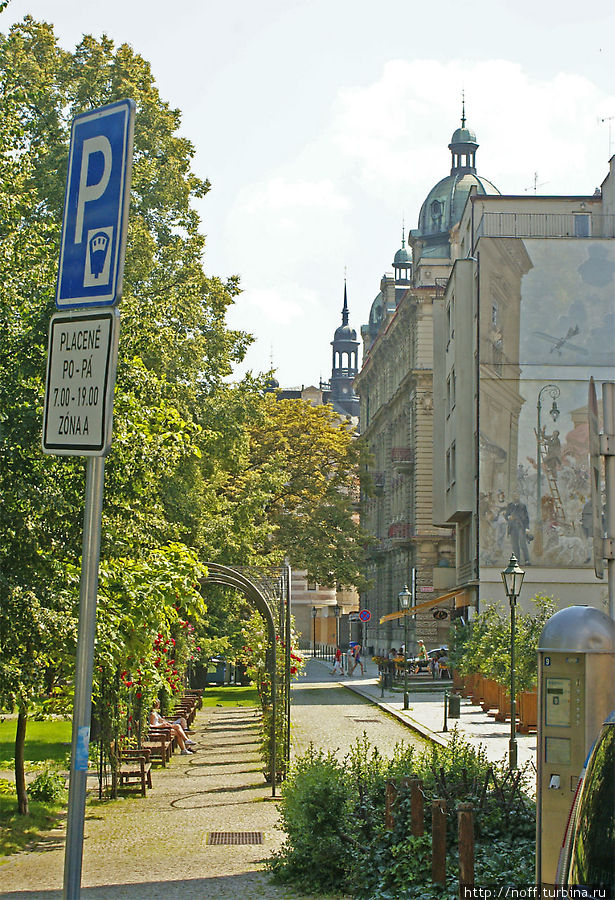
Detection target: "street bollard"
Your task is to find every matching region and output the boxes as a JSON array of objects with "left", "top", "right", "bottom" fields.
[
  {"left": 443, "top": 690, "right": 448, "bottom": 732},
  {"left": 457, "top": 802, "right": 475, "bottom": 890},
  {"left": 432, "top": 799, "right": 447, "bottom": 885},
  {"left": 410, "top": 777, "right": 424, "bottom": 836}
]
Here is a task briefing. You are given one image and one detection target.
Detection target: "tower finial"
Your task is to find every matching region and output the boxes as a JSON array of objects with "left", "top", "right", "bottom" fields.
[
  {"left": 342, "top": 274, "right": 349, "bottom": 326},
  {"left": 461, "top": 89, "right": 466, "bottom": 128},
  {"left": 401, "top": 215, "right": 405, "bottom": 247}
]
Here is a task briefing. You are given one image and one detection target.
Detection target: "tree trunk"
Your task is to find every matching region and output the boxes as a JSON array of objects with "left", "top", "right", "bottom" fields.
[{"left": 15, "top": 707, "right": 29, "bottom": 815}]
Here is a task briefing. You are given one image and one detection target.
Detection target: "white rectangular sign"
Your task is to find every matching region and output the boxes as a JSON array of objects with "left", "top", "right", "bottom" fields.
[{"left": 42, "top": 309, "right": 120, "bottom": 456}]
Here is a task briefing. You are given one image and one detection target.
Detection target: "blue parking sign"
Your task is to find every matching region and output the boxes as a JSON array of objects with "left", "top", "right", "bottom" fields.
[{"left": 56, "top": 99, "right": 135, "bottom": 308}]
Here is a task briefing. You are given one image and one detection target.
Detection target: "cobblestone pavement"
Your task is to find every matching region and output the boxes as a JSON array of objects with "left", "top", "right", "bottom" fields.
[
  {"left": 0, "top": 663, "right": 428, "bottom": 899},
  {"left": 291, "top": 659, "right": 429, "bottom": 759},
  {"left": 0, "top": 702, "right": 344, "bottom": 900}
]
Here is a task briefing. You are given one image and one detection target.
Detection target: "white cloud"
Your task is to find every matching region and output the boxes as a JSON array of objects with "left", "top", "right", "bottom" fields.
[{"left": 223, "top": 58, "right": 615, "bottom": 385}]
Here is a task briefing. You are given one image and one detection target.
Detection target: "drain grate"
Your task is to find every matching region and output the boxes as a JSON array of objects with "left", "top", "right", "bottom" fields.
[
  {"left": 351, "top": 718, "right": 381, "bottom": 723},
  {"left": 206, "top": 831, "right": 263, "bottom": 845}
]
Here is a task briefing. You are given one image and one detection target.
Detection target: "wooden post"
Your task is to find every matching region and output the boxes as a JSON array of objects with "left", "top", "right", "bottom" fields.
[
  {"left": 385, "top": 780, "right": 396, "bottom": 830},
  {"left": 457, "top": 802, "right": 474, "bottom": 892},
  {"left": 410, "top": 777, "right": 424, "bottom": 836},
  {"left": 432, "top": 799, "right": 447, "bottom": 885}
]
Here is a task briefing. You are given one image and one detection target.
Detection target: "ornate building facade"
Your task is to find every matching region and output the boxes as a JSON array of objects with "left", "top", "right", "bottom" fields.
[{"left": 354, "top": 113, "right": 500, "bottom": 653}]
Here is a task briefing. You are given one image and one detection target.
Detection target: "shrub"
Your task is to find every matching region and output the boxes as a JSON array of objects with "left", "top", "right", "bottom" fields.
[
  {"left": 27, "top": 769, "right": 66, "bottom": 802},
  {"left": 271, "top": 733, "right": 536, "bottom": 897},
  {"left": 269, "top": 744, "right": 353, "bottom": 892}
]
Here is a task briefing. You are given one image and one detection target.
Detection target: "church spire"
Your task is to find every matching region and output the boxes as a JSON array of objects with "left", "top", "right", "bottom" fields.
[{"left": 342, "top": 277, "right": 349, "bottom": 326}]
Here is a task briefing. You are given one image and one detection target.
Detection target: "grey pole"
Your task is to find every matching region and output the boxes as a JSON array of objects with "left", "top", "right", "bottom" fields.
[
  {"left": 63, "top": 456, "right": 106, "bottom": 900},
  {"left": 603, "top": 383, "right": 615, "bottom": 620}
]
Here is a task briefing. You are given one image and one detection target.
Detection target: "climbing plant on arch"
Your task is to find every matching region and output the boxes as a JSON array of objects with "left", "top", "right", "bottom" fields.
[{"left": 200, "top": 563, "right": 291, "bottom": 796}]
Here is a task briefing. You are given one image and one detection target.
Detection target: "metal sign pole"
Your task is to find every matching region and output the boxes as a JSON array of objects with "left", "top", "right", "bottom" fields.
[
  {"left": 63, "top": 456, "right": 105, "bottom": 900},
  {"left": 603, "top": 383, "right": 615, "bottom": 620}
]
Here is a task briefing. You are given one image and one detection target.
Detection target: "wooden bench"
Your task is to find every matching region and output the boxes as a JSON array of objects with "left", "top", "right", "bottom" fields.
[
  {"left": 172, "top": 696, "right": 198, "bottom": 726},
  {"left": 184, "top": 688, "right": 203, "bottom": 710},
  {"left": 142, "top": 726, "right": 175, "bottom": 766},
  {"left": 112, "top": 746, "right": 153, "bottom": 797}
]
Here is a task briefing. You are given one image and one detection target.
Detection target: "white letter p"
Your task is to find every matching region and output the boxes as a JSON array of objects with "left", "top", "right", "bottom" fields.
[{"left": 74, "top": 136, "right": 112, "bottom": 244}]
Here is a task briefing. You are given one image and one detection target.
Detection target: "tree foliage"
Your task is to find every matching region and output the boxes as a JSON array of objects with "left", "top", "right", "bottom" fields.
[
  {"left": 450, "top": 594, "right": 555, "bottom": 692},
  {"left": 0, "top": 14, "right": 367, "bottom": 810}
]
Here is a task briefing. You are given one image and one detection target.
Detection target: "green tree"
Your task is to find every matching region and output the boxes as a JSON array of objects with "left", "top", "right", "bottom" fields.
[
  {"left": 206, "top": 392, "right": 370, "bottom": 587},
  {"left": 0, "top": 15, "right": 248, "bottom": 811}
]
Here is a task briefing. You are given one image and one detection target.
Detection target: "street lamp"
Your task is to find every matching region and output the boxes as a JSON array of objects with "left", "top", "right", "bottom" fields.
[
  {"left": 536, "top": 384, "right": 560, "bottom": 554},
  {"left": 398, "top": 584, "right": 412, "bottom": 710},
  {"left": 311, "top": 606, "right": 318, "bottom": 658},
  {"left": 501, "top": 554, "right": 525, "bottom": 769},
  {"left": 333, "top": 605, "right": 342, "bottom": 656}
]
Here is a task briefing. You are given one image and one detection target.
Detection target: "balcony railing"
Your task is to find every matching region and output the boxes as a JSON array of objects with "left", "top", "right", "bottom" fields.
[
  {"left": 475, "top": 212, "right": 615, "bottom": 243},
  {"left": 391, "top": 447, "right": 414, "bottom": 469},
  {"left": 388, "top": 523, "right": 414, "bottom": 542}
]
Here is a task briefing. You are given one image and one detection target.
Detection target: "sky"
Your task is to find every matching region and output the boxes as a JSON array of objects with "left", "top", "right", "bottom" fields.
[{"left": 2, "top": 0, "right": 615, "bottom": 388}]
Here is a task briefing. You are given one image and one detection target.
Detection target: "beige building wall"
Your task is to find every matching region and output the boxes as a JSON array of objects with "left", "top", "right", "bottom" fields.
[
  {"left": 433, "top": 184, "right": 615, "bottom": 614},
  {"left": 355, "top": 279, "right": 455, "bottom": 654}
]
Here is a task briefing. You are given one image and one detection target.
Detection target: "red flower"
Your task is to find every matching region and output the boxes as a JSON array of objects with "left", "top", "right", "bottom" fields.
[{"left": 136, "top": 692, "right": 142, "bottom": 699}]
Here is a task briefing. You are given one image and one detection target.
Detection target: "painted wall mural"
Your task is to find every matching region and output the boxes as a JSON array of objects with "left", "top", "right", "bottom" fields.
[{"left": 478, "top": 237, "right": 615, "bottom": 569}]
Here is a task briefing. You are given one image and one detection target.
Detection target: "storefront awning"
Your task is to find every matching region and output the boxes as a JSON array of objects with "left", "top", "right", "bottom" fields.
[{"left": 379, "top": 586, "right": 473, "bottom": 624}]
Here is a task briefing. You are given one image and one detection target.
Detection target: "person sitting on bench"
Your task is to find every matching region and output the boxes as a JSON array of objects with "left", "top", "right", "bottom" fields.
[{"left": 149, "top": 700, "right": 195, "bottom": 755}]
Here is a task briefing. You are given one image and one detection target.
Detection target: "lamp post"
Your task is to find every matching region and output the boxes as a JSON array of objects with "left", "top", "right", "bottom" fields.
[
  {"left": 536, "top": 384, "right": 560, "bottom": 554},
  {"left": 501, "top": 554, "right": 525, "bottom": 770},
  {"left": 334, "top": 604, "right": 341, "bottom": 657},
  {"left": 311, "top": 606, "right": 318, "bottom": 658},
  {"left": 398, "top": 583, "right": 412, "bottom": 710}
]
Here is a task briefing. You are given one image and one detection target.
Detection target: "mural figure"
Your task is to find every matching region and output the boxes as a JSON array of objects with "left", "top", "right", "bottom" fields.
[{"left": 504, "top": 494, "right": 531, "bottom": 565}]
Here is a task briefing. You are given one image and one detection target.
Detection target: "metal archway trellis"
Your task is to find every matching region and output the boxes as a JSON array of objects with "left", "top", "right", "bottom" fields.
[{"left": 200, "top": 563, "right": 291, "bottom": 797}]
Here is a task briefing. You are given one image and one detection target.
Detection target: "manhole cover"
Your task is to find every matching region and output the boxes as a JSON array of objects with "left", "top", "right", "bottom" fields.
[{"left": 206, "top": 831, "right": 264, "bottom": 845}]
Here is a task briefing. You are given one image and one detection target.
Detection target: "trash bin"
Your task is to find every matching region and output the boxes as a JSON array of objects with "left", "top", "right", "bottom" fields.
[{"left": 448, "top": 692, "right": 461, "bottom": 718}]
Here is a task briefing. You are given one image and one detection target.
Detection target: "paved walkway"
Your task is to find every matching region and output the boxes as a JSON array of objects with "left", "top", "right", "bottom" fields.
[
  {"left": 312, "top": 655, "right": 537, "bottom": 773},
  {"left": 0, "top": 661, "right": 536, "bottom": 898},
  {"left": 0, "top": 705, "right": 333, "bottom": 900}
]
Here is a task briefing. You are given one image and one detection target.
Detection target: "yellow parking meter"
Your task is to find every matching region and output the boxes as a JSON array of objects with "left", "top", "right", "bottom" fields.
[{"left": 537, "top": 605, "right": 615, "bottom": 887}]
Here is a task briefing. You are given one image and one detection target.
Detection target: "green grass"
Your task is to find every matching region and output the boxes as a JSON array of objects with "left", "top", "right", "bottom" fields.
[
  {"left": 0, "top": 719, "right": 72, "bottom": 769},
  {"left": 200, "top": 685, "right": 258, "bottom": 707},
  {"left": 0, "top": 793, "right": 65, "bottom": 860}
]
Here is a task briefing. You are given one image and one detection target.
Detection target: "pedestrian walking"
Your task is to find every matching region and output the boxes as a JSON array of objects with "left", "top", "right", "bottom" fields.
[
  {"left": 352, "top": 643, "right": 365, "bottom": 676},
  {"left": 331, "top": 646, "right": 343, "bottom": 675}
]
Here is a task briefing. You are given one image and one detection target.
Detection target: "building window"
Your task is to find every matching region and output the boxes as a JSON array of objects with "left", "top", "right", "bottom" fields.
[
  {"left": 458, "top": 518, "right": 471, "bottom": 567},
  {"left": 307, "top": 582, "right": 317, "bottom": 591}
]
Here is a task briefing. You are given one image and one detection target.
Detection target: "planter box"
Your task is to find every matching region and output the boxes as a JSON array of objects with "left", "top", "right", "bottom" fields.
[
  {"left": 452, "top": 670, "right": 465, "bottom": 693},
  {"left": 517, "top": 690, "right": 538, "bottom": 733},
  {"left": 493, "top": 684, "right": 511, "bottom": 722},
  {"left": 460, "top": 673, "right": 475, "bottom": 699},
  {"left": 480, "top": 678, "right": 500, "bottom": 713},
  {"left": 471, "top": 674, "right": 485, "bottom": 705}
]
